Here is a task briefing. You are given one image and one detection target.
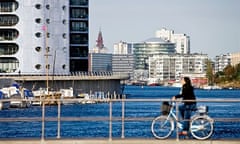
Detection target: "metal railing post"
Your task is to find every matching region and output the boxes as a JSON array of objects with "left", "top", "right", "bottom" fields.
[
  {"left": 121, "top": 95, "right": 125, "bottom": 139},
  {"left": 109, "top": 99, "right": 112, "bottom": 141},
  {"left": 176, "top": 101, "right": 179, "bottom": 141},
  {"left": 57, "top": 99, "right": 61, "bottom": 139},
  {"left": 41, "top": 101, "right": 45, "bottom": 141}
]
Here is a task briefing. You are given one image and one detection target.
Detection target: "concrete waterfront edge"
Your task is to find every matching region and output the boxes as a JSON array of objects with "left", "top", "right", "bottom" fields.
[{"left": 0, "top": 139, "right": 240, "bottom": 144}]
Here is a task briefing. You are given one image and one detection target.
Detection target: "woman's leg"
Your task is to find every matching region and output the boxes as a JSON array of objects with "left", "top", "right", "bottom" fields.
[
  {"left": 183, "top": 104, "right": 196, "bottom": 131},
  {"left": 178, "top": 104, "right": 185, "bottom": 119}
]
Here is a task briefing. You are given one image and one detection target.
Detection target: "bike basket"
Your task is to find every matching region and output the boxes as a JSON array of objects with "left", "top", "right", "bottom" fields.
[
  {"left": 197, "top": 105, "right": 208, "bottom": 114},
  {"left": 161, "top": 101, "right": 171, "bottom": 115}
]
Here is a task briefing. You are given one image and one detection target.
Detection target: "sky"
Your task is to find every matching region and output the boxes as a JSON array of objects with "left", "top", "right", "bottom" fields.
[{"left": 89, "top": 0, "right": 240, "bottom": 59}]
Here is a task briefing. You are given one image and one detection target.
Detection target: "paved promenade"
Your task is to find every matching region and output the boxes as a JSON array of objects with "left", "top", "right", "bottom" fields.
[{"left": 0, "top": 139, "right": 239, "bottom": 144}]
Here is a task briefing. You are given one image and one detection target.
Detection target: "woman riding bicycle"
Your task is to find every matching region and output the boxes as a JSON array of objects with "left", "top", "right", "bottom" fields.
[{"left": 172, "top": 77, "right": 197, "bottom": 135}]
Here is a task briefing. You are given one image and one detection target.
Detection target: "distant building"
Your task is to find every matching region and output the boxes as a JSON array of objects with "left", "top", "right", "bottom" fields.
[
  {"left": 230, "top": 52, "right": 240, "bottom": 66},
  {"left": 112, "top": 41, "right": 134, "bottom": 79},
  {"left": 214, "top": 54, "right": 231, "bottom": 72},
  {"left": 92, "top": 30, "right": 108, "bottom": 53},
  {"left": 149, "top": 53, "right": 208, "bottom": 81},
  {"left": 155, "top": 28, "right": 190, "bottom": 54},
  {"left": 0, "top": 0, "right": 89, "bottom": 74},
  {"left": 112, "top": 54, "right": 134, "bottom": 79},
  {"left": 133, "top": 37, "right": 175, "bottom": 70},
  {"left": 113, "top": 41, "right": 132, "bottom": 54},
  {"left": 88, "top": 53, "right": 112, "bottom": 72}
]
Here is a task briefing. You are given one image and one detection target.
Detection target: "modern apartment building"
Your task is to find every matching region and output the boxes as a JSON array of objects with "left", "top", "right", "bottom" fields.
[
  {"left": 149, "top": 53, "right": 208, "bottom": 81},
  {"left": 133, "top": 37, "right": 175, "bottom": 70},
  {"left": 155, "top": 28, "right": 190, "bottom": 54},
  {"left": 0, "top": 0, "right": 88, "bottom": 75},
  {"left": 112, "top": 54, "right": 134, "bottom": 79},
  {"left": 88, "top": 53, "right": 112, "bottom": 72},
  {"left": 214, "top": 54, "right": 231, "bottom": 73},
  {"left": 113, "top": 41, "right": 132, "bottom": 54},
  {"left": 112, "top": 41, "right": 134, "bottom": 79}
]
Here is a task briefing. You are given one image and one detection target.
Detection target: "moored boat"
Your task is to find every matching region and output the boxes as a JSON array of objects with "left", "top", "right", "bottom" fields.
[{"left": 0, "top": 91, "right": 10, "bottom": 110}]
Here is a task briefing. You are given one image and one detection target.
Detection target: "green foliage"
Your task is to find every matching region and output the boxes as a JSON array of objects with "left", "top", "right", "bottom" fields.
[
  {"left": 214, "top": 63, "right": 240, "bottom": 83},
  {"left": 205, "top": 59, "right": 214, "bottom": 85}
]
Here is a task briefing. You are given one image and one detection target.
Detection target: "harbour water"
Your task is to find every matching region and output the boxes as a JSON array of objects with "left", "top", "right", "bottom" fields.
[{"left": 0, "top": 86, "right": 240, "bottom": 139}]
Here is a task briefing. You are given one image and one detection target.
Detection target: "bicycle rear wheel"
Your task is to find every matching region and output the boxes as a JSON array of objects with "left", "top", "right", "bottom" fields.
[
  {"left": 190, "top": 115, "right": 214, "bottom": 140},
  {"left": 151, "top": 115, "right": 174, "bottom": 139}
]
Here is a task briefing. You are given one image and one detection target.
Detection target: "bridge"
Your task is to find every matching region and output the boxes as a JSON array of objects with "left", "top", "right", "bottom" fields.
[
  {"left": 0, "top": 98, "right": 239, "bottom": 144},
  {"left": 0, "top": 72, "right": 129, "bottom": 94}
]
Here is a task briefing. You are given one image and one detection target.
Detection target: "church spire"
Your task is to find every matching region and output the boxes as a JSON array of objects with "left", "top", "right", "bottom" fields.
[{"left": 96, "top": 28, "right": 104, "bottom": 50}]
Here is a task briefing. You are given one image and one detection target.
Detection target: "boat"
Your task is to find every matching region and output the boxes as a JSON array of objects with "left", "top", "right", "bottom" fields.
[
  {"left": 1, "top": 84, "right": 34, "bottom": 108},
  {"left": 202, "top": 85, "right": 222, "bottom": 90},
  {"left": 147, "top": 78, "right": 161, "bottom": 86},
  {"left": 60, "top": 88, "right": 78, "bottom": 105},
  {"left": 0, "top": 91, "right": 10, "bottom": 110}
]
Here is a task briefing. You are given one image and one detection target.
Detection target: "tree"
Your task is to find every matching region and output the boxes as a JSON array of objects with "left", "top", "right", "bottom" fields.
[
  {"left": 223, "top": 65, "right": 235, "bottom": 81},
  {"left": 206, "top": 59, "right": 214, "bottom": 85},
  {"left": 234, "top": 63, "right": 240, "bottom": 80}
]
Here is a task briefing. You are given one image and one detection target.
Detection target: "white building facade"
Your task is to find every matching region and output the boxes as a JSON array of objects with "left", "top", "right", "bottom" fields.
[
  {"left": 0, "top": 0, "right": 89, "bottom": 75},
  {"left": 113, "top": 41, "right": 132, "bottom": 54},
  {"left": 155, "top": 28, "right": 190, "bottom": 54},
  {"left": 149, "top": 54, "right": 208, "bottom": 81},
  {"left": 214, "top": 54, "right": 231, "bottom": 73}
]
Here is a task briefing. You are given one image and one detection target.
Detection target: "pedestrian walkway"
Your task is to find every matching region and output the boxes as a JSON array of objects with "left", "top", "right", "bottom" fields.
[{"left": 0, "top": 139, "right": 239, "bottom": 144}]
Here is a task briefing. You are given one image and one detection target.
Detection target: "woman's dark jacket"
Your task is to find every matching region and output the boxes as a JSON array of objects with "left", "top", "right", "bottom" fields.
[{"left": 175, "top": 84, "right": 196, "bottom": 105}]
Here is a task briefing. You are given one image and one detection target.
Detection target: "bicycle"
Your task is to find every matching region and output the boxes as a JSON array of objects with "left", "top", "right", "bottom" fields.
[{"left": 151, "top": 101, "right": 214, "bottom": 140}]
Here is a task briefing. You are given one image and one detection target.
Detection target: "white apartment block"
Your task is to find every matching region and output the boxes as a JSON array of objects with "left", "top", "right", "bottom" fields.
[
  {"left": 113, "top": 41, "right": 132, "bottom": 54},
  {"left": 149, "top": 54, "right": 208, "bottom": 81},
  {"left": 214, "top": 54, "right": 231, "bottom": 73},
  {"left": 155, "top": 28, "right": 190, "bottom": 54}
]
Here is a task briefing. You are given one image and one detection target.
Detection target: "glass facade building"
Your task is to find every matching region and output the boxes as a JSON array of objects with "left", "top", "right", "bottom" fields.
[
  {"left": 69, "top": 0, "right": 89, "bottom": 72},
  {"left": 133, "top": 37, "right": 175, "bottom": 70}
]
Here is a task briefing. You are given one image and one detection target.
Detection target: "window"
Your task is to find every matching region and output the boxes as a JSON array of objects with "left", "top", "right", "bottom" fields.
[
  {"left": 62, "top": 33, "right": 66, "bottom": 39},
  {"left": 47, "top": 32, "right": 50, "bottom": 38},
  {"left": 35, "top": 64, "right": 41, "bottom": 70},
  {"left": 46, "top": 64, "right": 50, "bottom": 69},
  {"left": 0, "top": 15, "right": 19, "bottom": 26},
  {"left": 35, "top": 18, "right": 41, "bottom": 24},
  {"left": 35, "top": 32, "right": 42, "bottom": 38},
  {"left": 62, "top": 64, "right": 66, "bottom": 69},
  {"left": 62, "top": 5, "right": 66, "bottom": 11},
  {"left": 46, "top": 47, "right": 50, "bottom": 52},
  {"left": 0, "top": 1, "right": 19, "bottom": 12},
  {"left": 62, "top": 19, "right": 66, "bottom": 25},
  {"left": 35, "top": 4, "right": 41, "bottom": 9},
  {"left": 46, "top": 4, "right": 50, "bottom": 10},
  {"left": 0, "top": 57, "right": 19, "bottom": 73},
  {"left": 46, "top": 19, "right": 50, "bottom": 24},
  {"left": 35, "top": 46, "right": 41, "bottom": 52}
]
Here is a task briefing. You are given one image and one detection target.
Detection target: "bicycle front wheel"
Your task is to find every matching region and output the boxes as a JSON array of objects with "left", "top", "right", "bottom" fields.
[
  {"left": 190, "top": 115, "right": 214, "bottom": 140},
  {"left": 151, "top": 115, "right": 174, "bottom": 139}
]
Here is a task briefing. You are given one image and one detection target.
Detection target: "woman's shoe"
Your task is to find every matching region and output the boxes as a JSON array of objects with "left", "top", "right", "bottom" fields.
[{"left": 178, "top": 131, "right": 188, "bottom": 136}]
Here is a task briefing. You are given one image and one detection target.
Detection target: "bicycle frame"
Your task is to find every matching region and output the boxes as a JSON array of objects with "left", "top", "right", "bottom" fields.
[
  {"left": 166, "top": 103, "right": 184, "bottom": 130},
  {"left": 168, "top": 102, "right": 213, "bottom": 135}
]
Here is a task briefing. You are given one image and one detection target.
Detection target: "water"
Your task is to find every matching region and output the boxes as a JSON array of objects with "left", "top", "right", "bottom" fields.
[{"left": 0, "top": 86, "right": 240, "bottom": 139}]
